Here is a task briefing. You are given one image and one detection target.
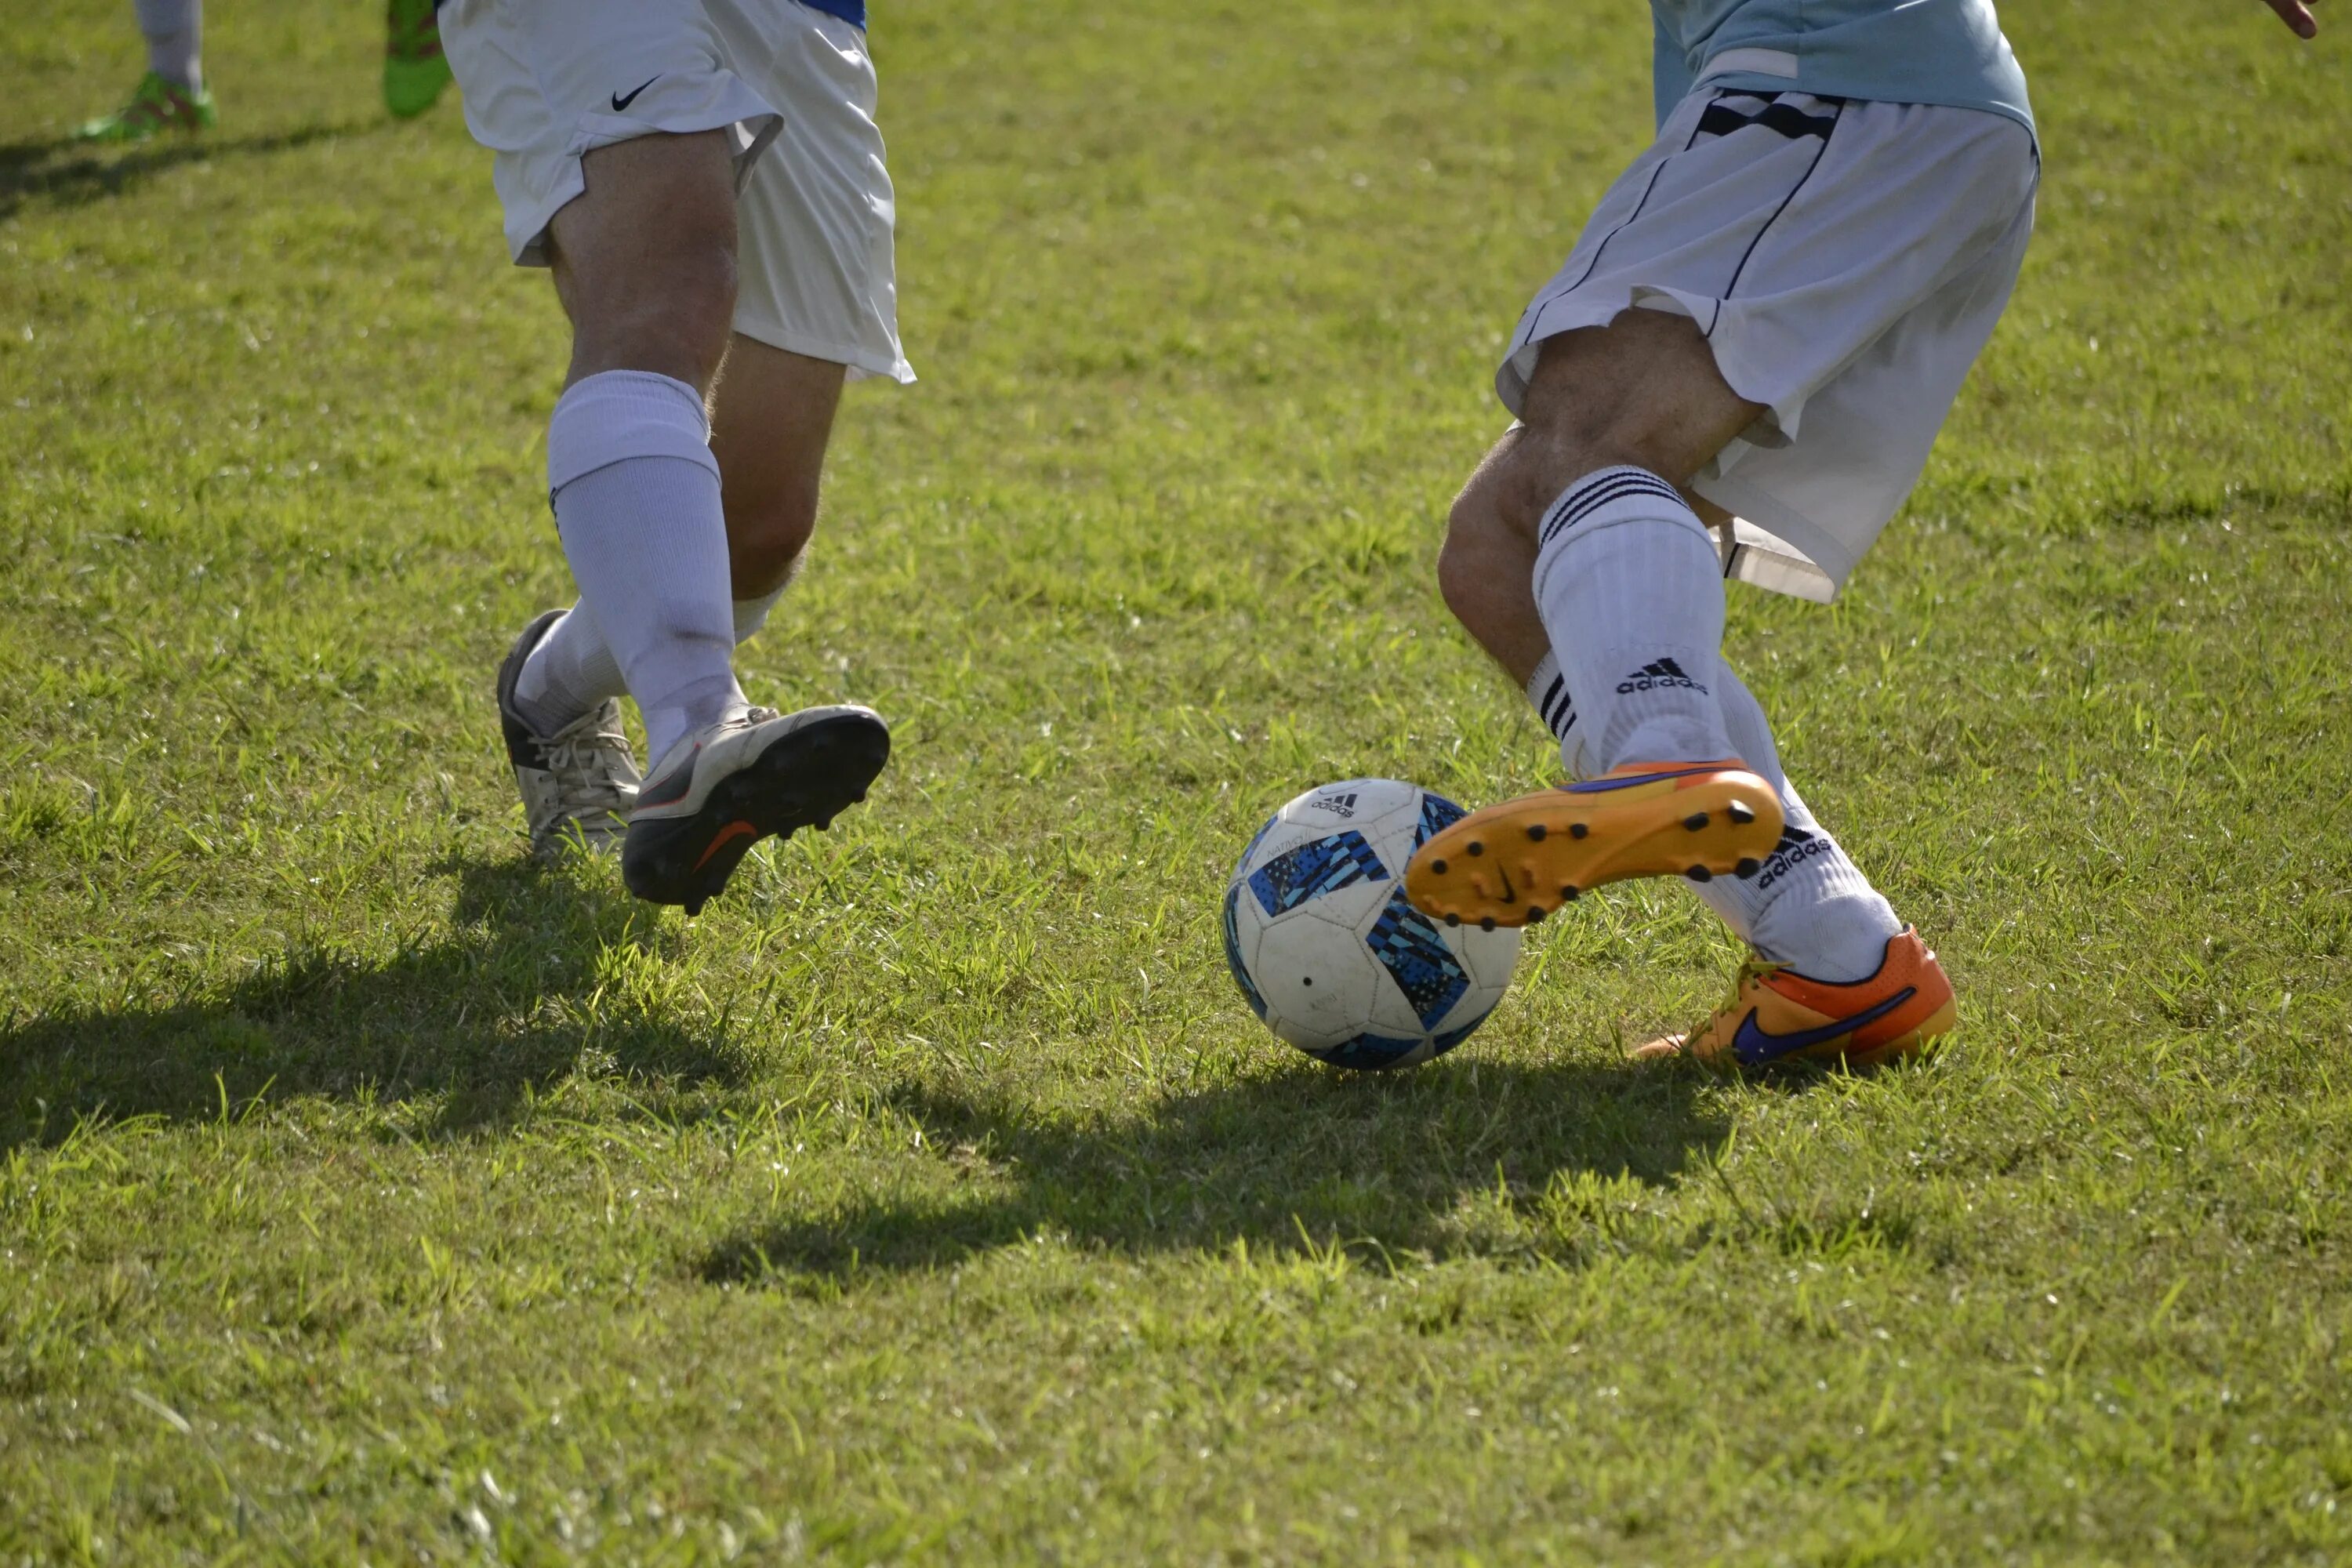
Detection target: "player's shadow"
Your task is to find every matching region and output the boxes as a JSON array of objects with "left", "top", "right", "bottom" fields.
[
  {"left": 0, "top": 124, "right": 356, "bottom": 220},
  {"left": 0, "top": 857, "right": 744, "bottom": 1149},
  {"left": 699, "top": 1057, "right": 1731, "bottom": 1285}
]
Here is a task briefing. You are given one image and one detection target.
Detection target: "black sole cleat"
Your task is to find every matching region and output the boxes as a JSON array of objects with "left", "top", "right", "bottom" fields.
[{"left": 622, "top": 710, "right": 890, "bottom": 912}]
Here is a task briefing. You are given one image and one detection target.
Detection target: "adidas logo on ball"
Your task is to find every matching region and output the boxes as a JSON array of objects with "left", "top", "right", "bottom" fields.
[
  {"left": 1312, "top": 791, "right": 1360, "bottom": 818},
  {"left": 1617, "top": 657, "right": 1710, "bottom": 695}
]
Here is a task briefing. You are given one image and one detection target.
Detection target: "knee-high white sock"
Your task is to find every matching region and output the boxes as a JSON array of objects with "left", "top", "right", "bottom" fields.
[
  {"left": 1531, "top": 466, "right": 1734, "bottom": 769},
  {"left": 546, "top": 371, "right": 744, "bottom": 764},
  {"left": 1687, "top": 662, "right": 1904, "bottom": 982},
  {"left": 514, "top": 583, "right": 790, "bottom": 739},
  {"left": 134, "top": 0, "right": 202, "bottom": 89}
]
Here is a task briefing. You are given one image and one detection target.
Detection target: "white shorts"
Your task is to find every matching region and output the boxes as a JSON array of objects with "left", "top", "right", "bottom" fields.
[
  {"left": 1501, "top": 89, "right": 2038, "bottom": 600},
  {"left": 442, "top": 0, "right": 912, "bottom": 383}
]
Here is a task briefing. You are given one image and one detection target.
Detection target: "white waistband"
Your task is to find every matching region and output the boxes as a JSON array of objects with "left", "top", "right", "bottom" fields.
[{"left": 1698, "top": 47, "right": 1800, "bottom": 82}]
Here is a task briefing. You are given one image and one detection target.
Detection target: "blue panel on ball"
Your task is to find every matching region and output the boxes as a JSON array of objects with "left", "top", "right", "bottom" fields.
[
  {"left": 1365, "top": 890, "right": 1469, "bottom": 1029},
  {"left": 1221, "top": 884, "right": 1268, "bottom": 1020},
  {"left": 1232, "top": 811, "right": 1278, "bottom": 878},
  {"left": 1247, "top": 830, "right": 1388, "bottom": 916},
  {"left": 1316, "top": 1032, "right": 1426, "bottom": 1072},
  {"left": 1430, "top": 1014, "right": 1489, "bottom": 1055},
  {"left": 1415, "top": 791, "right": 1467, "bottom": 848}
]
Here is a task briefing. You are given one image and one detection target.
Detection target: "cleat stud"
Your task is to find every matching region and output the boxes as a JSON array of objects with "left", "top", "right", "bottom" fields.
[
  {"left": 1525, "top": 905, "right": 1545, "bottom": 924},
  {"left": 1465, "top": 841, "right": 1484, "bottom": 857},
  {"left": 816, "top": 816, "right": 833, "bottom": 831},
  {"left": 1479, "top": 917, "right": 1496, "bottom": 932},
  {"left": 1684, "top": 865, "right": 1712, "bottom": 883},
  {"left": 1560, "top": 884, "right": 1579, "bottom": 901},
  {"left": 1526, "top": 824, "right": 1548, "bottom": 842},
  {"left": 1569, "top": 822, "right": 1588, "bottom": 840},
  {"left": 1683, "top": 811, "right": 1711, "bottom": 832},
  {"left": 1734, "top": 857, "right": 1761, "bottom": 878},
  {"left": 1431, "top": 858, "right": 1449, "bottom": 875},
  {"left": 1445, "top": 913, "right": 1461, "bottom": 928},
  {"left": 1726, "top": 800, "right": 1756, "bottom": 825}
]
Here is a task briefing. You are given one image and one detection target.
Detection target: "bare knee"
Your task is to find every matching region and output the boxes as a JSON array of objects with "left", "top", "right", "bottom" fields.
[
  {"left": 1435, "top": 445, "right": 1560, "bottom": 684},
  {"left": 710, "top": 342, "right": 847, "bottom": 600},
  {"left": 1509, "top": 314, "right": 1769, "bottom": 498},
  {"left": 1454, "top": 426, "right": 1613, "bottom": 561},
  {"left": 1438, "top": 476, "right": 1517, "bottom": 628},
  {"left": 723, "top": 477, "right": 818, "bottom": 599}
]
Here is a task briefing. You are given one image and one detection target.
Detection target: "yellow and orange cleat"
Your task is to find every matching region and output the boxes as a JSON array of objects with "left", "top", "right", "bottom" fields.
[
  {"left": 1635, "top": 927, "right": 1958, "bottom": 1069},
  {"left": 1403, "top": 760, "right": 1784, "bottom": 931}
]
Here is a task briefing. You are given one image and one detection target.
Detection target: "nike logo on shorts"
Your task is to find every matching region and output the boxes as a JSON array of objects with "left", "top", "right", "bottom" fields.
[{"left": 611, "top": 78, "right": 656, "bottom": 112}]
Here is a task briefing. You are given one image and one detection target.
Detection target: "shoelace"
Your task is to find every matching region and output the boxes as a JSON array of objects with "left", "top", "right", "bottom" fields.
[{"left": 535, "top": 713, "right": 637, "bottom": 814}]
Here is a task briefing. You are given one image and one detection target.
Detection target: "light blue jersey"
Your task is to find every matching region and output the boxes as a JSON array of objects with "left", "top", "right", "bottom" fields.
[{"left": 1651, "top": 0, "right": 2032, "bottom": 138}]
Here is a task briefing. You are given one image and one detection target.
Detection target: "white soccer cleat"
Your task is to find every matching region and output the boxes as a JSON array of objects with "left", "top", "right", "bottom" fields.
[
  {"left": 497, "top": 609, "right": 642, "bottom": 860},
  {"left": 621, "top": 704, "right": 890, "bottom": 914}
]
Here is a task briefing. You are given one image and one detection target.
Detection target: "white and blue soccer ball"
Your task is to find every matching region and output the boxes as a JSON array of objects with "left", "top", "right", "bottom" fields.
[{"left": 1223, "top": 779, "right": 1521, "bottom": 1071}]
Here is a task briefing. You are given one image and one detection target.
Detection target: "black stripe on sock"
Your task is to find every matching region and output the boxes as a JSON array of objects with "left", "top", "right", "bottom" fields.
[
  {"left": 1540, "top": 470, "right": 1685, "bottom": 548},
  {"left": 1538, "top": 676, "right": 1576, "bottom": 740}
]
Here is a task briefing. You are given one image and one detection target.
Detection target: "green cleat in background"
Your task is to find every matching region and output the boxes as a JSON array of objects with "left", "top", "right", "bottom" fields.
[
  {"left": 74, "top": 71, "right": 216, "bottom": 143},
  {"left": 383, "top": 0, "right": 454, "bottom": 119}
]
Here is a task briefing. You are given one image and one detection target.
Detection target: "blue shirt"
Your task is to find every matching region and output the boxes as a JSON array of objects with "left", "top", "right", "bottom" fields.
[
  {"left": 802, "top": 0, "right": 866, "bottom": 27},
  {"left": 1652, "top": 0, "right": 2032, "bottom": 137}
]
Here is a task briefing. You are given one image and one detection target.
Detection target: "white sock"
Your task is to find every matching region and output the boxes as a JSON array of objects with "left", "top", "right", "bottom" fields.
[
  {"left": 135, "top": 0, "right": 201, "bottom": 90},
  {"left": 1530, "top": 466, "right": 1734, "bottom": 769},
  {"left": 732, "top": 583, "right": 785, "bottom": 643},
  {"left": 546, "top": 371, "right": 745, "bottom": 764},
  {"left": 1686, "top": 663, "right": 1904, "bottom": 982},
  {"left": 515, "top": 583, "right": 791, "bottom": 739}
]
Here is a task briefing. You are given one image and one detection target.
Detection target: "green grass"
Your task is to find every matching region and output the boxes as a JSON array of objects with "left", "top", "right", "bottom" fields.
[{"left": 4, "top": 0, "right": 2350, "bottom": 1559}]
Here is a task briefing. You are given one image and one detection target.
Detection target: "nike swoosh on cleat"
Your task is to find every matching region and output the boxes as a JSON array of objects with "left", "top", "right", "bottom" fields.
[
  {"left": 1732, "top": 986, "right": 1917, "bottom": 1065},
  {"left": 637, "top": 744, "right": 702, "bottom": 808},
  {"left": 692, "top": 819, "right": 760, "bottom": 872},
  {"left": 611, "top": 77, "right": 657, "bottom": 111}
]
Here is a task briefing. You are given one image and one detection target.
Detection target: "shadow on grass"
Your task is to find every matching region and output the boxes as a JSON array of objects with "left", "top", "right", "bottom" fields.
[
  {"left": 0, "top": 123, "right": 358, "bottom": 219},
  {"left": 0, "top": 857, "right": 745, "bottom": 1149},
  {"left": 700, "top": 1057, "right": 1733, "bottom": 1283}
]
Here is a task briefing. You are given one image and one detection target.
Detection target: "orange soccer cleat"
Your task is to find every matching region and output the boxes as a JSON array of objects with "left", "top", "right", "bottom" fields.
[
  {"left": 1635, "top": 927, "right": 1958, "bottom": 1069},
  {"left": 1403, "top": 760, "right": 1784, "bottom": 931}
]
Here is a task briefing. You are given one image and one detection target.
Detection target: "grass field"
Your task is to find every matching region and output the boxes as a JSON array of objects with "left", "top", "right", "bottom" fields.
[{"left": 5, "top": 1, "right": 2351, "bottom": 1560}]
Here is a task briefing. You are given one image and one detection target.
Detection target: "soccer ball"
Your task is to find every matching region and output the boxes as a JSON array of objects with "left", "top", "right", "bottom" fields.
[{"left": 1222, "top": 779, "right": 1521, "bottom": 1071}]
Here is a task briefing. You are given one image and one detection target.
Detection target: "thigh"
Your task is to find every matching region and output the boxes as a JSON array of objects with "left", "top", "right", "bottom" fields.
[
  {"left": 544, "top": 129, "right": 742, "bottom": 387},
  {"left": 442, "top": 0, "right": 779, "bottom": 267},
  {"left": 1515, "top": 305, "right": 1766, "bottom": 493},
  {"left": 546, "top": 130, "right": 739, "bottom": 311}
]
